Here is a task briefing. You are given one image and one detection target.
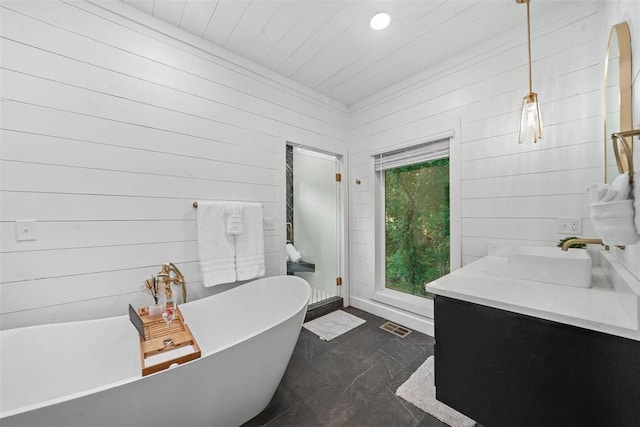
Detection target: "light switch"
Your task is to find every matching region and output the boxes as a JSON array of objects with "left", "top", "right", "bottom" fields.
[{"left": 16, "top": 220, "right": 37, "bottom": 241}]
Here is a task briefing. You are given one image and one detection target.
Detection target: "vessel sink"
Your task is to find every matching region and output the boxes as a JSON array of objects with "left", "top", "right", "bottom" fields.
[{"left": 507, "top": 246, "right": 592, "bottom": 288}]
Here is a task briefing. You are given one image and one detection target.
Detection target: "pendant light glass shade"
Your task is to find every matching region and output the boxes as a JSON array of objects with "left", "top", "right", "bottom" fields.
[
  {"left": 517, "top": 0, "right": 542, "bottom": 144},
  {"left": 518, "top": 92, "right": 542, "bottom": 143}
]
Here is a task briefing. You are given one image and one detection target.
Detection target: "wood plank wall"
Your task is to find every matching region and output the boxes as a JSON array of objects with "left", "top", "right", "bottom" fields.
[
  {"left": 2, "top": 0, "right": 638, "bottom": 332},
  {"left": 347, "top": 1, "right": 606, "bottom": 317},
  {"left": 0, "top": 1, "right": 347, "bottom": 329},
  {"left": 602, "top": 0, "right": 640, "bottom": 280}
]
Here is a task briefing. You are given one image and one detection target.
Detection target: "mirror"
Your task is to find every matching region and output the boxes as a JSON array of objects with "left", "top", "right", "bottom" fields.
[{"left": 604, "top": 22, "right": 632, "bottom": 183}]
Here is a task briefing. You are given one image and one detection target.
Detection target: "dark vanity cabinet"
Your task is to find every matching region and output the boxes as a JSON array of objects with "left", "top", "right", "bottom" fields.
[{"left": 434, "top": 296, "right": 640, "bottom": 426}]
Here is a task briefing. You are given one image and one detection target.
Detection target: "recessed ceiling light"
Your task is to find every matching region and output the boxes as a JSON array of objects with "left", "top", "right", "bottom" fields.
[{"left": 370, "top": 12, "right": 390, "bottom": 30}]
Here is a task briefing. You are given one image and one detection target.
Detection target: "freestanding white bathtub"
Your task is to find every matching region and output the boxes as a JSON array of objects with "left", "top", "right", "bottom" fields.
[{"left": 0, "top": 275, "right": 311, "bottom": 427}]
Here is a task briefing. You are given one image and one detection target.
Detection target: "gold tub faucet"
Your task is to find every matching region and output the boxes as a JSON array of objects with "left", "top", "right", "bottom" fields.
[{"left": 157, "top": 262, "right": 187, "bottom": 303}]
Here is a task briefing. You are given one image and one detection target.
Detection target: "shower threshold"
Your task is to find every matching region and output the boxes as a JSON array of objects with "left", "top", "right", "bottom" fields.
[{"left": 304, "top": 295, "right": 343, "bottom": 322}]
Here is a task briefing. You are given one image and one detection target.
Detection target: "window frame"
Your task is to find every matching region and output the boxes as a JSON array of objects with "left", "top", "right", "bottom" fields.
[{"left": 371, "top": 127, "right": 461, "bottom": 319}]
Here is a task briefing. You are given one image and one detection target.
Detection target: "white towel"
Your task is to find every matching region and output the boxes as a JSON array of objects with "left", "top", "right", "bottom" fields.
[
  {"left": 286, "top": 243, "right": 302, "bottom": 263},
  {"left": 591, "top": 200, "right": 640, "bottom": 246},
  {"left": 197, "top": 201, "right": 237, "bottom": 287},
  {"left": 588, "top": 172, "right": 630, "bottom": 203},
  {"left": 225, "top": 204, "right": 243, "bottom": 235},
  {"left": 235, "top": 203, "right": 265, "bottom": 281},
  {"left": 611, "top": 172, "right": 631, "bottom": 200}
]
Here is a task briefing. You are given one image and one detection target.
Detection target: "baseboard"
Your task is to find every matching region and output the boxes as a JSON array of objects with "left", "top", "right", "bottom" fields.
[{"left": 349, "top": 296, "right": 435, "bottom": 337}]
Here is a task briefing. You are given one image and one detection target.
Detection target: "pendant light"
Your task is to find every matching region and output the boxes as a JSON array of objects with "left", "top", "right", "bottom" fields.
[{"left": 517, "top": 0, "right": 542, "bottom": 143}]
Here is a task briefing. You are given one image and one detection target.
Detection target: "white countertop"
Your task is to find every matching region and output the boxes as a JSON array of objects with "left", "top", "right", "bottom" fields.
[{"left": 426, "top": 252, "right": 640, "bottom": 341}]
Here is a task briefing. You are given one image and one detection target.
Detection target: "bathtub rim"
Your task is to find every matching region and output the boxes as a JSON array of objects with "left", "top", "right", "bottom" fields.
[
  {"left": 180, "top": 275, "right": 311, "bottom": 356},
  {"left": 0, "top": 275, "right": 311, "bottom": 420}
]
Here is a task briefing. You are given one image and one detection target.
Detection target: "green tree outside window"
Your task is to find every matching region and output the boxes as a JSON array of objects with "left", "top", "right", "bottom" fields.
[{"left": 384, "top": 158, "right": 450, "bottom": 298}]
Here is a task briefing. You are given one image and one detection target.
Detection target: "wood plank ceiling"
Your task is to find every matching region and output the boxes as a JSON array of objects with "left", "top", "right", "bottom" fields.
[{"left": 120, "top": 0, "right": 551, "bottom": 107}]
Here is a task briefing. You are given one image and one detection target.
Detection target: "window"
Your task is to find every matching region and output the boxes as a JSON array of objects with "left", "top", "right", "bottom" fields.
[{"left": 375, "top": 138, "right": 450, "bottom": 300}]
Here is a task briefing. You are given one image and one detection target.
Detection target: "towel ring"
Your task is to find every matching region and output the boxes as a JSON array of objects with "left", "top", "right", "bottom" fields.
[{"left": 611, "top": 127, "right": 638, "bottom": 184}]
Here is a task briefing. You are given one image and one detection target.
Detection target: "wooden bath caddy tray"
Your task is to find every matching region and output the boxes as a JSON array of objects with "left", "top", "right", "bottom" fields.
[{"left": 137, "top": 307, "right": 201, "bottom": 376}]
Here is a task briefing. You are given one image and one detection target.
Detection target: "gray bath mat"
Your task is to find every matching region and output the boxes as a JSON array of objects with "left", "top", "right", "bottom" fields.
[
  {"left": 396, "top": 356, "right": 476, "bottom": 427},
  {"left": 303, "top": 310, "right": 365, "bottom": 341}
]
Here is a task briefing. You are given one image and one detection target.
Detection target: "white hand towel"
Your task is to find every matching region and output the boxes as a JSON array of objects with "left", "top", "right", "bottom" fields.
[
  {"left": 588, "top": 173, "right": 630, "bottom": 203},
  {"left": 235, "top": 203, "right": 265, "bottom": 281},
  {"left": 197, "top": 201, "right": 237, "bottom": 287},
  {"left": 286, "top": 243, "right": 302, "bottom": 263},
  {"left": 225, "top": 204, "right": 244, "bottom": 235},
  {"left": 610, "top": 172, "right": 630, "bottom": 200},
  {"left": 588, "top": 183, "right": 619, "bottom": 203},
  {"left": 591, "top": 200, "right": 640, "bottom": 246}
]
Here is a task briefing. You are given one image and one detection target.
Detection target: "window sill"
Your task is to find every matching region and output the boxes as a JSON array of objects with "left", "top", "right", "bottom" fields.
[{"left": 371, "top": 288, "right": 434, "bottom": 319}]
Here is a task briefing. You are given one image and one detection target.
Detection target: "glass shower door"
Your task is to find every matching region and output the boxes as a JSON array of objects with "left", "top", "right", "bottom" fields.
[{"left": 291, "top": 146, "right": 340, "bottom": 304}]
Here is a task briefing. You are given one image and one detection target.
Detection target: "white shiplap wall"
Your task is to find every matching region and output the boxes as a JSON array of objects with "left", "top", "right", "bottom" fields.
[
  {"left": 2, "top": 0, "right": 637, "bottom": 334},
  {"left": 0, "top": 1, "right": 347, "bottom": 329},
  {"left": 601, "top": 0, "right": 640, "bottom": 280},
  {"left": 347, "top": 0, "right": 605, "bottom": 332}
]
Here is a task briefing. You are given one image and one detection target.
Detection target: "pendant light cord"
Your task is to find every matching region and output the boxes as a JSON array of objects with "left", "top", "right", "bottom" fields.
[{"left": 526, "top": 0, "right": 533, "bottom": 95}]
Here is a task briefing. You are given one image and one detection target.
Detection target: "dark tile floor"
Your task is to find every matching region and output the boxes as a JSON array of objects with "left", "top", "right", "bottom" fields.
[{"left": 243, "top": 307, "right": 448, "bottom": 427}]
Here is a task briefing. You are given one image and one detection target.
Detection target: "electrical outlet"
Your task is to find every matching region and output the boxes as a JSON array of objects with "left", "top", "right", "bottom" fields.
[
  {"left": 557, "top": 218, "right": 582, "bottom": 235},
  {"left": 263, "top": 218, "right": 276, "bottom": 231}
]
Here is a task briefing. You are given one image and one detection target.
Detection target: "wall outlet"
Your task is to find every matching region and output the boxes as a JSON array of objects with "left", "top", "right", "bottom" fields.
[
  {"left": 263, "top": 218, "right": 276, "bottom": 231},
  {"left": 16, "top": 220, "right": 38, "bottom": 241},
  {"left": 558, "top": 218, "right": 582, "bottom": 235}
]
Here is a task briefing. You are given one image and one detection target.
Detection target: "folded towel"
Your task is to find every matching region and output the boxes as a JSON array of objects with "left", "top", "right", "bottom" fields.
[
  {"left": 197, "top": 201, "right": 237, "bottom": 287},
  {"left": 225, "top": 204, "right": 243, "bottom": 235},
  {"left": 286, "top": 243, "right": 302, "bottom": 263},
  {"left": 591, "top": 200, "right": 640, "bottom": 246},
  {"left": 235, "top": 203, "right": 265, "bottom": 281},
  {"left": 588, "top": 172, "right": 630, "bottom": 203},
  {"left": 611, "top": 172, "right": 630, "bottom": 200}
]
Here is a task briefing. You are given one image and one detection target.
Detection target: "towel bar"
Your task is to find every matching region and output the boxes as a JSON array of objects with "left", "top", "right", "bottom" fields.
[{"left": 192, "top": 201, "right": 263, "bottom": 208}]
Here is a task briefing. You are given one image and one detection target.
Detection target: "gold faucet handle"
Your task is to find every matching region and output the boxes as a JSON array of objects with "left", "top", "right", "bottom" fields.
[
  {"left": 156, "top": 263, "right": 187, "bottom": 303},
  {"left": 167, "top": 262, "right": 185, "bottom": 285}
]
